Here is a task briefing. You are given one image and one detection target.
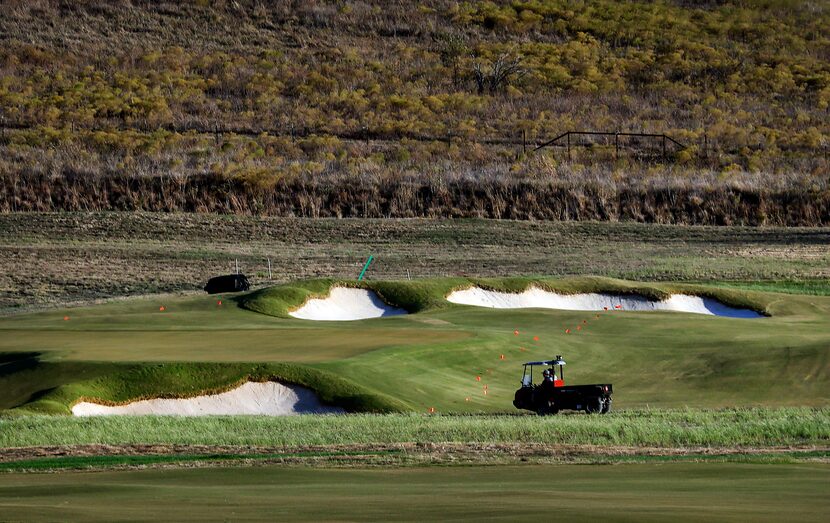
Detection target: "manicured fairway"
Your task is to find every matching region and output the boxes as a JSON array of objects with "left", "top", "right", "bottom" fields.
[
  {"left": 0, "top": 463, "right": 827, "bottom": 522},
  {"left": 0, "top": 293, "right": 469, "bottom": 363},
  {"left": 1, "top": 277, "right": 830, "bottom": 413}
]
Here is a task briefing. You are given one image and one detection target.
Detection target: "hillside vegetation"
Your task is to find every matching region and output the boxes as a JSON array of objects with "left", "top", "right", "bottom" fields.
[{"left": 1, "top": 1, "right": 828, "bottom": 223}]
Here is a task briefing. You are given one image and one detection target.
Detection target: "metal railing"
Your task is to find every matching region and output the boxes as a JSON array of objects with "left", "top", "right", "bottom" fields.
[{"left": 533, "top": 131, "right": 687, "bottom": 160}]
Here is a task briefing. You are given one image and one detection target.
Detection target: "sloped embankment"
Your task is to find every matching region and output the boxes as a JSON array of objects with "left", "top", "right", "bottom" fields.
[
  {"left": 72, "top": 381, "right": 344, "bottom": 416},
  {"left": 13, "top": 362, "right": 408, "bottom": 416},
  {"left": 239, "top": 277, "right": 770, "bottom": 320}
]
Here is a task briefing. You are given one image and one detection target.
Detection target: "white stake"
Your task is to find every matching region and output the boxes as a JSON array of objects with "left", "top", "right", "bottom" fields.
[{"left": 267, "top": 258, "right": 272, "bottom": 279}]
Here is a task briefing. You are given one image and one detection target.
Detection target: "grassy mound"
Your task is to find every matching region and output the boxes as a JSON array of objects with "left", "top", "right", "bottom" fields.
[
  {"left": 11, "top": 363, "right": 408, "bottom": 416},
  {"left": 238, "top": 276, "right": 772, "bottom": 318}
]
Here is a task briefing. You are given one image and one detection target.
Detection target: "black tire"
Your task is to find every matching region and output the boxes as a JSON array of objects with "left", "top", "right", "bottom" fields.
[
  {"left": 586, "top": 397, "right": 603, "bottom": 414},
  {"left": 601, "top": 397, "right": 612, "bottom": 414},
  {"left": 536, "top": 402, "right": 558, "bottom": 416}
]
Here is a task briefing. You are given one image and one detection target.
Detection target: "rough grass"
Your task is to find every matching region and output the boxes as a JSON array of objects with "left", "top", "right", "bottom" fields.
[
  {"left": 705, "top": 280, "right": 830, "bottom": 296},
  {"left": 2, "top": 409, "right": 827, "bottom": 448},
  {"left": 2, "top": 213, "right": 829, "bottom": 313}
]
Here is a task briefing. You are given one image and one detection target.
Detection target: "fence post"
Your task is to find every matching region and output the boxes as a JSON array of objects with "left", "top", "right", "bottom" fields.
[{"left": 567, "top": 133, "right": 571, "bottom": 161}]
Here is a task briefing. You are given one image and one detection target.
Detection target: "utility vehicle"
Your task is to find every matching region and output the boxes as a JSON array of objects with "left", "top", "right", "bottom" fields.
[
  {"left": 204, "top": 274, "right": 250, "bottom": 294},
  {"left": 513, "top": 356, "right": 612, "bottom": 415}
]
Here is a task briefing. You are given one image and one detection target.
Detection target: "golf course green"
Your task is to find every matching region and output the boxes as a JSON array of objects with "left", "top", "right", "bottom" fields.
[
  {"left": 1, "top": 276, "right": 828, "bottom": 414},
  {"left": 0, "top": 463, "right": 827, "bottom": 522}
]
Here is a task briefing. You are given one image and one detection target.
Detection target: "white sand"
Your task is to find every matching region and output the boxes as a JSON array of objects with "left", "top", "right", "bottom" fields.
[
  {"left": 446, "top": 287, "right": 762, "bottom": 318},
  {"left": 71, "top": 381, "right": 344, "bottom": 416},
  {"left": 289, "top": 287, "right": 407, "bottom": 321}
]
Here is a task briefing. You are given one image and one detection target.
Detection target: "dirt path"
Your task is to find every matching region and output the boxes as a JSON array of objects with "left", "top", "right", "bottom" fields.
[{"left": 2, "top": 443, "right": 827, "bottom": 471}]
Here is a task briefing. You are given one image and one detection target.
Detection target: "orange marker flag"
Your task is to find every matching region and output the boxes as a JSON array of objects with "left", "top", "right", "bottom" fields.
[
  {"left": 63, "top": 316, "right": 69, "bottom": 321},
  {"left": 476, "top": 376, "right": 481, "bottom": 382},
  {"left": 159, "top": 306, "right": 166, "bottom": 312},
  {"left": 577, "top": 325, "right": 582, "bottom": 331},
  {"left": 615, "top": 305, "right": 622, "bottom": 309},
  {"left": 533, "top": 336, "right": 539, "bottom": 342},
  {"left": 513, "top": 330, "right": 519, "bottom": 335},
  {"left": 217, "top": 300, "right": 222, "bottom": 306},
  {"left": 428, "top": 407, "right": 435, "bottom": 413},
  {"left": 565, "top": 329, "right": 571, "bottom": 334}
]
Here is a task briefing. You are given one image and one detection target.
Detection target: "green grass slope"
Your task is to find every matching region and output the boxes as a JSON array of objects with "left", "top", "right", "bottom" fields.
[
  {"left": 10, "top": 363, "right": 407, "bottom": 416},
  {"left": 1, "top": 277, "right": 828, "bottom": 414}
]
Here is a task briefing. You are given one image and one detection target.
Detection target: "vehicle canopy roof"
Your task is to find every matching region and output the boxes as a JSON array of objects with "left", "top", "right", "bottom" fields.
[{"left": 522, "top": 357, "right": 566, "bottom": 366}]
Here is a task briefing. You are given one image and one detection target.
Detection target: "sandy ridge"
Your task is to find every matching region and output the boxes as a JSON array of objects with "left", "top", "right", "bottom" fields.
[
  {"left": 289, "top": 287, "right": 408, "bottom": 321},
  {"left": 446, "top": 287, "right": 762, "bottom": 318},
  {"left": 72, "top": 381, "right": 344, "bottom": 416}
]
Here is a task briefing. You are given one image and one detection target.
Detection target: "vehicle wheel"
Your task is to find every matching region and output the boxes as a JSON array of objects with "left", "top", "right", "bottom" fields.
[
  {"left": 601, "top": 397, "right": 612, "bottom": 414},
  {"left": 536, "top": 402, "right": 557, "bottom": 416},
  {"left": 586, "top": 397, "right": 603, "bottom": 414}
]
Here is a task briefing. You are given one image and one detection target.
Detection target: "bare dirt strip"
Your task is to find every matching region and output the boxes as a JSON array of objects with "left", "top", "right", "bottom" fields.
[{"left": 2, "top": 443, "right": 827, "bottom": 471}]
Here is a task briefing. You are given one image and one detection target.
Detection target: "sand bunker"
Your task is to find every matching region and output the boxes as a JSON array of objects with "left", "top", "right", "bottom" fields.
[
  {"left": 446, "top": 287, "right": 762, "bottom": 318},
  {"left": 289, "top": 287, "right": 407, "bottom": 321},
  {"left": 71, "top": 381, "right": 344, "bottom": 416}
]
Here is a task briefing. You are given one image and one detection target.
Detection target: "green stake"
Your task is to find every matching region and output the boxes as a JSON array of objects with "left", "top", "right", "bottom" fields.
[{"left": 357, "top": 255, "right": 374, "bottom": 280}]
